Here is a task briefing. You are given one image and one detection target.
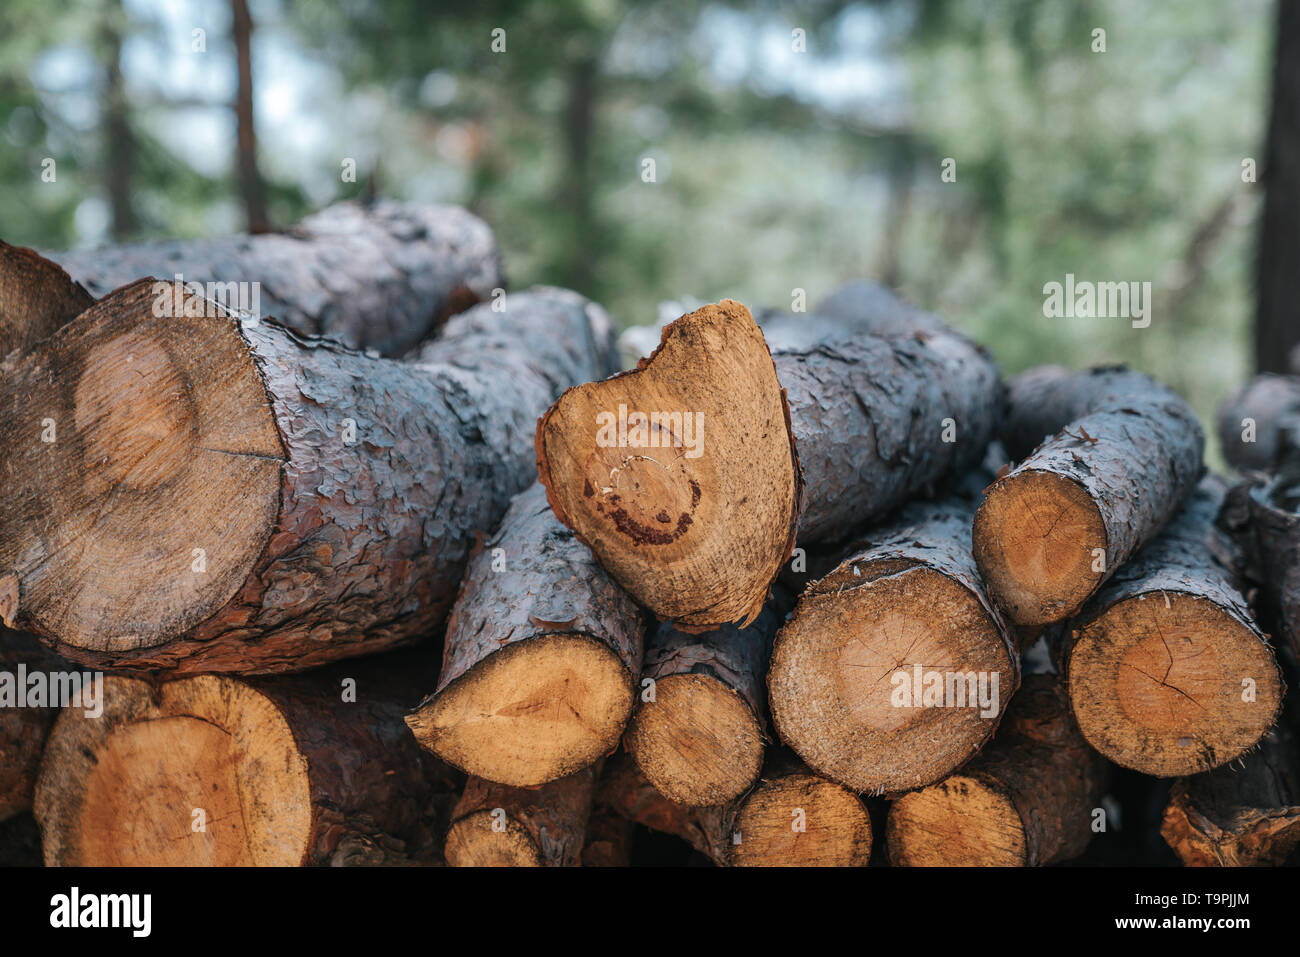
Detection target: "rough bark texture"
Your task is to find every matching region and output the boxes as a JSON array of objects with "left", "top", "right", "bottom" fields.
[
  {"left": 1216, "top": 374, "right": 1300, "bottom": 473},
  {"left": 34, "top": 653, "right": 461, "bottom": 866},
  {"left": 406, "top": 483, "right": 644, "bottom": 787},
  {"left": 887, "top": 676, "right": 1108, "bottom": 866},
  {"left": 49, "top": 201, "right": 504, "bottom": 356},
  {"left": 1161, "top": 720, "right": 1300, "bottom": 866},
  {"left": 1219, "top": 477, "right": 1300, "bottom": 658},
  {"left": 974, "top": 365, "right": 1204, "bottom": 626},
  {"left": 1065, "top": 476, "right": 1283, "bottom": 777},
  {"left": 0, "top": 281, "right": 617, "bottom": 674},
  {"left": 769, "top": 492, "right": 1020, "bottom": 795},
  {"left": 0, "top": 630, "right": 68, "bottom": 821},
  {"left": 625, "top": 593, "right": 785, "bottom": 806},
  {"left": 444, "top": 767, "right": 598, "bottom": 867},
  {"left": 581, "top": 804, "right": 633, "bottom": 866},
  {"left": 0, "top": 241, "right": 94, "bottom": 356}
]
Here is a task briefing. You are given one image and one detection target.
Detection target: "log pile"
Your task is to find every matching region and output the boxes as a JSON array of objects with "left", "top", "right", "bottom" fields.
[{"left": 1, "top": 207, "right": 1295, "bottom": 868}]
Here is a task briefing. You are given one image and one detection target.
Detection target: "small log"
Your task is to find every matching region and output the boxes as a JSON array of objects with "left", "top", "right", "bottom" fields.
[
  {"left": 887, "top": 676, "right": 1108, "bottom": 866},
  {"left": 405, "top": 483, "right": 643, "bottom": 787},
  {"left": 0, "top": 631, "right": 69, "bottom": 821},
  {"left": 1219, "top": 477, "right": 1300, "bottom": 658},
  {"left": 444, "top": 768, "right": 597, "bottom": 867},
  {"left": 1216, "top": 373, "right": 1300, "bottom": 474},
  {"left": 974, "top": 365, "right": 1204, "bottom": 625},
  {"left": 624, "top": 594, "right": 786, "bottom": 806},
  {"left": 0, "top": 242, "right": 94, "bottom": 356},
  {"left": 769, "top": 492, "right": 1019, "bottom": 795},
  {"left": 0, "top": 281, "right": 616, "bottom": 673},
  {"left": 34, "top": 654, "right": 460, "bottom": 866},
  {"left": 1065, "top": 477, "right": 1283, "bottom": 777},
  {"left": 49, "top": 201, "right": 504, "bottom": 356}
]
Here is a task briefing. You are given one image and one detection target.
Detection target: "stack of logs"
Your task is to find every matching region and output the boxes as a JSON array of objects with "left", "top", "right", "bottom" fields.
[{"left": 1, "top": 206, "right": 1297, "bottom": 867}]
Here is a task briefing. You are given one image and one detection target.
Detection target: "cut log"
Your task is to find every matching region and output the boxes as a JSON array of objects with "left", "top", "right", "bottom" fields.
[
  {"left": 625, "top": 593, "right": 785, "bottom": 806},
  {"left": 405, "top": 483, "right": 642, "bottom": 787},
  {"left": 34, "top": 655, "right": 460, "bottom": 866},
  {"left": 0, "top": 280, "right": 616, "bottom": 674},
  {"left": 887, "top": 676, "right": 1108, "bottom": 866},
  {"left": 581, "top": 805, "right": 634, "bottom": 867},
  {"left": 973, "top": 365, "right": 1204, "bottom": 626},
  {"left": 596, "top": 753, "right": 871, "bottom": 867},
  {"left": 1161, "top": 721, "right": 1300, "bottom": 866},
  {"left": 1219, "top": 477, "right": 1300, "bottom": 659},
  {"left": 769, "top": 492, "right": 1019, "bottom": 795},
  {"left": 49, "top": 201, "right": 504, "bottom": 356},
  {"left": 1216, "top": 374, "right": 1300, "bottom": 474},
  {"left": 0, "top": 630, "right": 70, "bottom": 821},
  {"left": 0, "top": 242, "right": 94, "bottom": 356},
  {"left": 1065, "top": 476, "right": 1283, "bottom": 777},
  {"left": 536, "top": 292, "right": 1002, "bottom": 630},
  {"left": 444, "top": 768, "right": 597, "bottom": 867}
]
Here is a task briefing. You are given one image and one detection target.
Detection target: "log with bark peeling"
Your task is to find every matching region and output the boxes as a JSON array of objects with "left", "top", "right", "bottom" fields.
[
  {"left": 1216, "top": 374, "right": 1300, "bottom": 474},
  {"left": 536, "top": 289, "right": 1002, "bottom": 631},
  {"left": 1064, "top": 476, "right": 1283, "bottom": 777},
  {"left": 0, "top": 630, "right": 69, "bottom": 822},
  {"left": 624, "top": 593, "right": 786, "bottom": 806},
  {"left": 34, "top": 653, "right": 461, "bottom": 866},
  {"left": 405, "top": 483, "right": 644, "bottom": 787},
  {"left": 596, "top": 752, "right": 871, "bottom": 867},
  {"left": 0, "top": 280, "right": 617, "bottom": 674},
  {"left": 0, "top": 242, "right": 94, "bottom": 357},
  {"left": 444, "top": 767, "right": 597, "bottom": 867},
  {"left": 1161, "top": 720, "right": 1300, "bottom": 866},
  {"left": 973, "top": 365, "right": 1204, "bottom": 626},
  {"left": 769, "top": 490, "right": 1020, "bottom": 795},
  {"left": 887, "top": 676, "right": 1108, "bottom": 866},
  {"left": 48, "top": 201, "right": 504, "bottom": 357}
]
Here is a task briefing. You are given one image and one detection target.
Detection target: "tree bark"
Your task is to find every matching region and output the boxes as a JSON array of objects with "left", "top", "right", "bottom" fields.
[
  {"left": 625, "top": 593, "right": 786, "bottom": 807},
  {"left": 49, "top": 200, "right": 504, "bottom": 356},
  {"left": 34, "top": 654, "right": 461, "bottom": 866},
  {"left": 0, "top": 630, "right": 68, "bottom": 822},
  {"left": 536, "top": 289, "right": 1002, "bottom": 631},
  {"left": 581, "top": 804, "right": 633, "bottom": 866},
  {"left": 887, "top": 676, "right": 1108, "bottom": 866},
  {"left": 405, "top": 483, "right": 644, "bottom": 787},
  {"left": 444, "top": 767, "right": 598, "bottom": 867},
  {"left": 1218, "top": 476, "right": 1300, "bottom": 658},
  {"left": 0, "top": 242, "right": 94, "bottom": 357},
  {"left": 1256, "top": 0, "right": 1300, "bottom": 374},
  {"left": 1216, "top": 373, "right": 1300, "bottom": 473},
  {"left": 1064, "top": 476, "right": 1283, "bottom": 777},
  {"left": 0, "top": 281, "right": 616, "bottom": 674},
  {"left": 1161, "top": 720, "right": 1300, "bottom": 866},
  {"left": 973, "top": 365, "right": 1204, "bottom": 626},
  {"left": 769, "top": 491, "right": 1020, "bottom": 795}
]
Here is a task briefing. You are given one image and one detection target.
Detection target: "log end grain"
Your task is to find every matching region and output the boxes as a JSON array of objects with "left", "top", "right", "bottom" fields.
[
  {"left": 729, "top": 772, "right": 872, "bottom": 867},
  {"left": 888, "top": 775, "right": 1027, "bottom": 866},
  {"left": 0, "top": 240, "right": 94, "bottom": 356},
  {"left": 535, "top": 299, "right": 800, "bottom": 630}
]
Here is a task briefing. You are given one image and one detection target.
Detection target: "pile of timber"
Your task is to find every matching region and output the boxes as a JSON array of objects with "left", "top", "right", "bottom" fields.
[{"left": 1, "top": 207, "right": 1296, "bottom": 868}]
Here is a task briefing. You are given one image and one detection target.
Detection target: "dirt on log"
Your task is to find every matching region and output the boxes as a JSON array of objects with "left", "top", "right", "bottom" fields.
[
  {"left": 887, "top": 676, "right": 1108, "bottom": 866},
  {"left": 0, "top": 280, "right": 617, "bottom": 674},
  {"left": 405, "top": 483, "right": 644, "bottom": 787},
  {"left": 769, "top": 491, "right": 1019, "bottom": 795},
  {"left": 974, "top": 365, "right": 1204, "bottom": 626},
  {"left": 444, "top": 767, "right": 598, "bottom": 867},
  {"left": 34, "top": 653, "right": 461, "bottom": 866},
  {"left": 48, "top": 201, "right": 504, "bottom": 357},
  {"left": 1065, "top": 476, "right": 1283, "bottom": 777}
]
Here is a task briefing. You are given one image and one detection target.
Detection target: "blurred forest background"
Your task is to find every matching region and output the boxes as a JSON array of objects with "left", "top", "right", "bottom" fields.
[{"left": 0, "top": 0, "right": 1293, "bottom": 466}]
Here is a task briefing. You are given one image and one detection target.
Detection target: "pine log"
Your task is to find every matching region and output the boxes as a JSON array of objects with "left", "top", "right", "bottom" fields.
[
  {"left": 34, "top": 655, "right": 460, "bottom": 866},
  {"left": 536, "top": 294, "right": 1002, "bottom": 631},
  {"left": 444, "top": 768, "right": 597, "bottom": 867},
  {"left": 769, "top": 492, "right": 1020, "bottom": 795},
  {"left": 887, "top": 676, "right": 1108, "bottom": 866},
  {"left": 624, "top": 594, "right": 785, "bottom": 806},
  {"left": 1160, "top": 721, "right": 1300, "bottom": 866},
  {"left": 0, "top": 630, "right": 68, "bottom": 821},
  {"left": 405, "top": 483, "right": 643, "bottom": 786},
  {"left": 1219, "top": 477, "right": 1300, "bottom": 658},
  {"left": 49, "top": 201, "right": 504, "bottom": 356},
  {"left": 1064, "top": 476, "right": 1283, "bottom": 777},
  {"left": 0, "top": 280, "right": 616, "bottom": 674},
  {"left": 0, "top": 242, "right": 94, "bottom": 356},
  {"left": 1216, "top": 374, "right": 1300, "bottom": 474},
  {"left": 974, "top": 365, "right": 1204, "bottom": 626},
  {"left": 596, "top": 753, "right": 871, "bottom": 867}
]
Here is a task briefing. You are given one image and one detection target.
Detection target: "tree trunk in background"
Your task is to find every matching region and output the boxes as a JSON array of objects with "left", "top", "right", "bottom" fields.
[
  {"left": 232, "top": 0, "right": 270, "bottom": 233},
  {"left": 100, "top": 0, "right": 136, "bottom": 241},
  {"left": 1257, "top": 0, "right": 1300, "bottom": 374},
  {"left": 559, "top": 54, "right": 597, "bottom": 293}
]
